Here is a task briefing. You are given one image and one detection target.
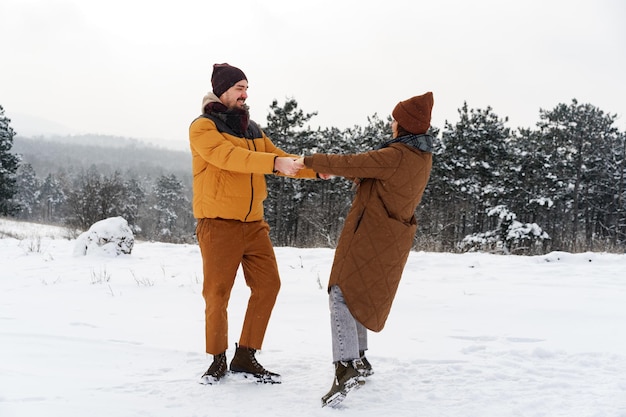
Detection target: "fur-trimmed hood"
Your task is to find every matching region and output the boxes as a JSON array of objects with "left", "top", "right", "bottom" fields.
[{"left": 201, "top": 92, "right": 221, "bottom": 113}]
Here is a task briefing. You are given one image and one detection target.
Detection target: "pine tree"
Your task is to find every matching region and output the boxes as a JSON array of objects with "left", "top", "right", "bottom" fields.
[
  {"left": 120, "top": 177, "right": 145, "bottom": 233},
  {"left": 263, "top": 99, "right": 318, "bottom": 246},
  {"left": 534, "top": 99, "right": 621, "bottom": 251},
  {"left": 38, "top": 173, "right": 66, "bottom": 222},
  {"left": 0, "top": 105, "right": 20, "bottom": 215},
  {"left": 150, "top": 174, "right": 190, "bottom": 242},
  {"left": 432, "top": 102, "right": 513, "bottom": 249},
  {"left": 14, "top": 163, "right": 41, "bottom": 219}
]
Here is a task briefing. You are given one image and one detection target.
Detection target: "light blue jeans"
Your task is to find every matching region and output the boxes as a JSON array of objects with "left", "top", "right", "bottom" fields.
[{"left": 329, "top": 285, "right": 368, "bottom": 362}]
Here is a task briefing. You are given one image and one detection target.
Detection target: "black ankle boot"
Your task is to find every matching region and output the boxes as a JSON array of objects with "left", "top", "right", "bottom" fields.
[
  {"left": 200, "top": 351, "right": 227, "bottom": 384},
  {"left": 230, "top": 344, "right": 281, "bottom": 384}
]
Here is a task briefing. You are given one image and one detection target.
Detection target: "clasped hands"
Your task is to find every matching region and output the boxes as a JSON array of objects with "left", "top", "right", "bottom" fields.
[{"left": 274, "top": 157, "right": 332, "bottom": 179}]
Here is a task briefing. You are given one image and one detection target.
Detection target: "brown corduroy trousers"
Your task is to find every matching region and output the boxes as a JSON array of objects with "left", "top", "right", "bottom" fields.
[{"left": 196, "top": 218, "right": 281, "bottom": 355}]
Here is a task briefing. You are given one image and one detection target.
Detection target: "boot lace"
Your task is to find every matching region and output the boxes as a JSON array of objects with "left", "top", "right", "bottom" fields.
[{"left": 248, "top": 348, "right": 265, "bottom": 372}]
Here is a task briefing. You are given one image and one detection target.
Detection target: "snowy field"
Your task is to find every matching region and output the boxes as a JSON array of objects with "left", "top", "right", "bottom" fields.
[{"left": 1, "top": 218, "right": 625, "bottom": 417}]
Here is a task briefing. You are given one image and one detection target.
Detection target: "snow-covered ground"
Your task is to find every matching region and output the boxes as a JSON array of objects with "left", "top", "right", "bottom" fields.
[{"left": 1, "top": 218, "right": 625, "bottom": 417}]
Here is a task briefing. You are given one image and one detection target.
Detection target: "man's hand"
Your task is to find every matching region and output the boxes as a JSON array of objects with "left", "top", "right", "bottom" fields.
[
  {"left": 294, "top": 157, "right": 332, "bottom": 179},
  {"left": 274, "top": 157, "right": 301, "bottom": 176}
]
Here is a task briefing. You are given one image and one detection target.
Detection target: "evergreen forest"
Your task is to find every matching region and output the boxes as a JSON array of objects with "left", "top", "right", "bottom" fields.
[{"left": 1, "top": 98, "right": 625, "bottom": 255}]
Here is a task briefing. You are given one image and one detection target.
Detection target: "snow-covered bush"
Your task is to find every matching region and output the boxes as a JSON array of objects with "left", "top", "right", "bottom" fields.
[
  {"left": 73, "top": 217, "right": 134, "bottom": 256},
  {"left": 459, "top": 206, "right": 550, "bottom": 255}
]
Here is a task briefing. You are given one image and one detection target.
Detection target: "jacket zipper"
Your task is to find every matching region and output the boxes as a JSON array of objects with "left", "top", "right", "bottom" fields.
[{"left": 244, "top": 138, "right": 256, "bottom": 221}]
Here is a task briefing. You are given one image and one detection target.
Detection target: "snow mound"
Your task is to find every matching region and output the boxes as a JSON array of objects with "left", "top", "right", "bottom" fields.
[{"left": 73, "top": 217, "right": 134, "bottom": 256}]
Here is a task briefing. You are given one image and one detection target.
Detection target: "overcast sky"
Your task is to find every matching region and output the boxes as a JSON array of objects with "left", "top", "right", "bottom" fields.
[{"left": 1, "top": 0, "right": 625, "bottom": 149}]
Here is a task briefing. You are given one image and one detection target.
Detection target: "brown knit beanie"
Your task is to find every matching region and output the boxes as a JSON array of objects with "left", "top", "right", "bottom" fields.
[
  {"left": 392, "top": 92, "right": 434, "bottom": 134},
  {"left": 211, "top": 63, "right": 247, "bottom": 97}
]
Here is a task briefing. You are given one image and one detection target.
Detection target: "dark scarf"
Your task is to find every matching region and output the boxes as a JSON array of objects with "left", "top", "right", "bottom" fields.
[
  {"left": 204, "top": 101, "right": 250, "bottom": 137},
  {"left": 350, "top": 133, "right": 434, "bottom": 191},
  {"left": 377, "top": 133, "right": 434, "bottom": 153}
]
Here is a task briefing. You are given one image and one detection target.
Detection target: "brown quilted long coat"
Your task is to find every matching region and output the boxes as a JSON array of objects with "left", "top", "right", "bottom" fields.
[{"left": 304, "top": 142, "right": 432, "bottom": 332}]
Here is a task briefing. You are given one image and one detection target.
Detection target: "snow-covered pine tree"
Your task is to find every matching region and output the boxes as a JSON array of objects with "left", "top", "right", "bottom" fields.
[
  {"left": 14, "top": 163, "right": 41, "bottom": 219},
  {"left": 38, "top": 173, "right": 66, "bottom": 222},
  {"left": 150, "top": 173, "right": 190, "bottom": 242},
  {"left": 0, "top": 105, "right": 20, "bottom": 215},
  {"left": 533, "top": 99, "right": 622, "bottom": 251},
  {"left": 431, "top": 102, "right": 512, "bottom": 249}
]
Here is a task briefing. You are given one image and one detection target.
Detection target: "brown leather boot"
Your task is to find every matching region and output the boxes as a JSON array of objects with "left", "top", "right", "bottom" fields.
[
  {"left": 200, "top": 351, "right": 227, "bottom": 385},
  {"left": 229, "top": 344, "right": 281, "bottom": 384}
]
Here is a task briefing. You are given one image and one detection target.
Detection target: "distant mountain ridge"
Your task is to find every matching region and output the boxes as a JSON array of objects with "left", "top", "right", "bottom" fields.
[
  {"left": 16, "top": 133, "right": 154, "bottom": 149},
  {"left": 9, "top": 112, "right": 188, "bottom": 151},
  {"left": 12, "top": 134, "right": 191, "bottom": 182}
]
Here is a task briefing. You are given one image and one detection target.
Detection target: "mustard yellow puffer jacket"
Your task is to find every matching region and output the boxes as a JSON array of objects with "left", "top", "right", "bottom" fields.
[{"left": 189, "top": 116, "right": 316, "bottom": 222}]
